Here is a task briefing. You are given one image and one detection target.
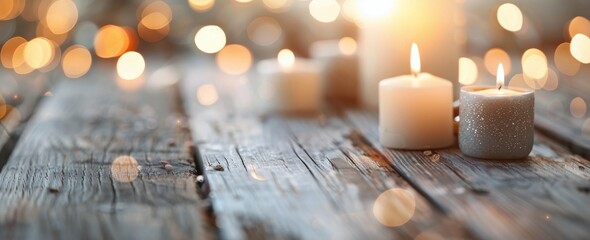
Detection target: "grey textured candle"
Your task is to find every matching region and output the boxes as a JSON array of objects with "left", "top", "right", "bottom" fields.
[{"left": 459, "top": 86, "right": 534, "bottom": 159}]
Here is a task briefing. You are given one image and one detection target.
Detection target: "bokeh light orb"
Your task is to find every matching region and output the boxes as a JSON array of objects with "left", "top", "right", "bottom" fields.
[
  {"left": 197, "top": 84, "right": 219, "bottom": 106},
  {"left": 497, "top": 3, "right": 523, "bottom": 32},
  {"left": 554, "top": 42, "right": 580, "bottom": 76},
  {"left": 194, "top": 25, "right": 226, "bottom": 54},
  {"left": 247, "top": 17, "right": 282, "bottom": 46},
  {"left": 459, "top": 57, "right": 478, "bottom": 85},
  {"left": 309, "top": 0, "right": 340, "bottom": 23},
  {"left": 94, "top": 25, "right": 132, "bottom": 58},
  {"left": 62, "top": 45, "right": 92, "bottom": 78},
  {"left": 372, "top": 188, "right": 416, "bottom": 227},
  {"left": 484, "top": 48, "right": 511, "bottom": 75},
  {"left": 216, "top": 44, "right": 252, "bottom": 75},
  {"left": 24, "top": 37, "right": 54, "bottom": 69},
  {"left": 568, "top": 16, "right": 590, "bottom": 39},
  {"left": 571, "top": 97, "right": 587, "bottom": 118},
  {"left": 1, "top": 36, "right": 26, "bottom": 68},
  {"left": 338, "top": 37, "right": 357, "bottom": 55},
  {"left": 189, "top": 0, "right": 215, "bottom": 12},
  {"left": 117, "top": 51, "right": 145, "bottom": 80},
  {"left": 570, "top": 34, "right": 590, "bottom": 64},
  {"left": 45, "top": 0, "right": 78, "bottom": 34}
]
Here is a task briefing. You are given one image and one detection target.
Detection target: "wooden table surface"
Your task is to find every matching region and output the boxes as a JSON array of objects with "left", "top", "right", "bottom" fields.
[{"left": 0, "top": 57, "right": 589, "bottom": 240}]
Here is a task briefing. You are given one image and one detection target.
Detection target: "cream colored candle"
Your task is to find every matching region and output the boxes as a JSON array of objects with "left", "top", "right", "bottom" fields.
[
  {"left": 379, "top": 44, "right": 453, "bottom": 149},
  {"left": 257, "top": 49, "right": 321, "bottom": 112},
  {"left": 309, "top": 37, "right": 358, "bottom": 103},
  {"left": 359, "top": 0, "right": 462, "bottom": 107},
  {"left": 459, "top": 65, "right": 534, "bottom": 159}
]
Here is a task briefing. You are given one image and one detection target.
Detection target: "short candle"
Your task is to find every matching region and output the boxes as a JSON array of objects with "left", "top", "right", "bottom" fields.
[
  {"left": 459, "top": 64, "right": 534, "bottom": 159},
  {"left": 257, "top": 49, "right": 321, "bottom": 112},
  {"left": 379, "top": 44, "right": 453, "bottom": 149}
]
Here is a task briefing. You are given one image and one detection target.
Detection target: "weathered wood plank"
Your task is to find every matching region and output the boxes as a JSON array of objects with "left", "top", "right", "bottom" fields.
[
  {"left": 0, "top": 69, "right": 209, "bottom": 240},
  {"left": 182, "top": 60, "right": 470, "bottom": 239},
  {"left": 346, "top": 110, "right": 590, "bottom": 239},
  {"left": 0, "top": 71, "right": 47, "bottom": 168}
]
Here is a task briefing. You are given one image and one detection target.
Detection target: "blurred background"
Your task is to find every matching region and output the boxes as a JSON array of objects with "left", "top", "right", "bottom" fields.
[{"left": 1, "top": 0, "right": 590, "bottom": 136}]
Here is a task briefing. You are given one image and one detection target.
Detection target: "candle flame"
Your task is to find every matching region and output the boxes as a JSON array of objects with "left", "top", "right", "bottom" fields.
[
  {"left": 410, "top": 43, "right": 420, "bottom": 76},
  {"left": 497, "top": 63, "right": 504, "bottom": 90},
  {"left": 278, "top": 48, "right": 295, "bottom": 67}
]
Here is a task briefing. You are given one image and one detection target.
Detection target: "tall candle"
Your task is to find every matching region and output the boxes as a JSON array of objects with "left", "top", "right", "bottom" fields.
[
  {"left": 459, "top": 65, "right": 534, "bottom": 159},
  {"left": 257, "top": 49, "right": 321, "bottom": 112},
  {"left": 309, "top": 37, "right": 358, "bottom": 103},
  {"left": 359, "top": 0, "right": 462, "bottom": 108},
  {"left": 379, "top": 44, "right": 453, "bottom": 149}
]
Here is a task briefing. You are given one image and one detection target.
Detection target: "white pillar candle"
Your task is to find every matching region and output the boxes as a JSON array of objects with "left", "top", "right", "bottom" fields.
[
  {"left": 309, "top": 37, "right": 358, "bottom": 103},
  {"left": 359, "top": 0, "right": 462, "bottom": 108},
  {"left": 379, "top": 44, "right": 453, "bottom": 149},
  {"left": 257, "top": 49, "right": 321, "bottom": 112},
  {"left": 459, "top": 64, "right": 535, "bottom": 159}
]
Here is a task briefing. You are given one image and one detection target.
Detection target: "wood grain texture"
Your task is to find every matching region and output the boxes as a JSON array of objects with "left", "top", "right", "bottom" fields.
[
  {"left": 0, "top": 73, "right": 209, "bottom": 240},
  {"left": 0, "top": 72, "right": 48, "bottom": 168},
  {"left": 182, "top": 60, "right": 470, "bottom": 240},
  {"left": 346, "top": 110, "right": 590, "bottom": 239},
  {"left": 535, "top": 84, "right": 590, "bottom": 158}
]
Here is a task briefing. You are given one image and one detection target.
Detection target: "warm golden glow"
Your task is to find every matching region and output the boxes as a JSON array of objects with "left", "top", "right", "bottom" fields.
[
  {"left": 543, "top": 68, "right": 558, "bottom": 91},
  {"left": 117, "top": 51, "right": 145, "bottom": 80},
  {"left": 45, "top": 0, "right": 78, "bottom": 34},
  {"left": 194, "top": 25, "right": 226, "bottom": 54},
  {"left": 570, "top": 34, "right": 590, "bottom": 64},
  {"left": 373, "top": 188, "right": 415, "bottom": 227},
  {"left": 189, "top": 0, "right": 215, "bottom": 12},
  {"left": 36, "top": 22, "right": 69, "bottom": 45},
  {"left": 508, "top": 74, "right": 530, "bottom": 90},
  {"left": 522, "top": 48, "right": 548, "bottom": 84},
  {"left": 0, "top": 0, "right": 25, "bottom": 20},
  {"left": 570, "top": 97, "right": 587, "bottom": 119},
  {"left": 357, "top": 0, "right": 394, "bottom": 20},
  {"left": 496, "top": 64, "right": 504, "bottom": 90},
  {"left": 141, "top": 1, "right": 172, "bottom": 20},
  {"left": 410, "top": 43, "right": 420, "bottom": 75},
  {"left": 1, "top": 36, "right": 26, "bottom": 68},
  {"left": 12, "top": 41, "right": 33, "bottom": 75},
  {"left": 111, "top": 155, "right": 139, "bottom": 182},
  {"left": 24, "top": 37, "right": 54, "bottom": 69},
  {"left": 568, "top": 16, "right": 590, "bottom": 39},
  {"left": 62, "top": 45, "right": 92, "bottom": 78},
  {"left": 277, "top": 49, "right": 295, "bottom": 67},
  {"left": 484, "top": 48, "right": 511, "bottom": 75},
  {"left": 497, "top": 3, "right": 523, "bottom": 32},
  {"left": 138, "top": 21, "right": 169, "bottom": 42},
  {"left": 247, "top": 17, "right": 282, "bottom": 46},
  {"left": 554, "top": 42, "right": 580, "bottom": 76},
  {"left": 338, "top": 37, "right": 357, "bottom": 55},
  {"left": 309, "top": 0, "right": 340, "bottom": 23},
  {"left": 216, "top": 44, "right": 252, "bottom": 75},
  {"left": 196, "top": 84, "right": 219, "bottom": 106},
  {"left": 262, "top": 0, "right": 290, "bottom": 11},
  {"left": 458, "top": 57, "right": 478, "bottom": 85},
  {"left": 140, "top": 12, "right": 169, "bottom": 30},
  {"left": 341, "top": 0, "right": 359, "bottom": 23},
  {"left": 94, "top": 25, "right": 132, "bottom": 58}
]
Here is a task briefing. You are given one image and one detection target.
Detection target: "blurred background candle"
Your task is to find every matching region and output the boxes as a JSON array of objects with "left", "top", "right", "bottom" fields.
[
  {"left": 310, "top": 37, "right": 358, "bottom": 103},
  {"left": 257, "top": 49, "right": 321, "bottom": 112},
  {"left": 359, "top": 0, "right": 462, "bottom": 108},
  {"left": 379, "top": 44, "right": 453, "bottom": 149},
  {"left": 459, "top": 64, "right": 535, "bottom": 159}
]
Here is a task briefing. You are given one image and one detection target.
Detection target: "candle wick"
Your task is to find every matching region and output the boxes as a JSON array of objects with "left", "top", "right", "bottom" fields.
[
  {"left": 412, "top": 72, "right": 418, "bottom": 78},
  {"left": 498, "top": 85, "right": 502, "bottom": 91}
]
